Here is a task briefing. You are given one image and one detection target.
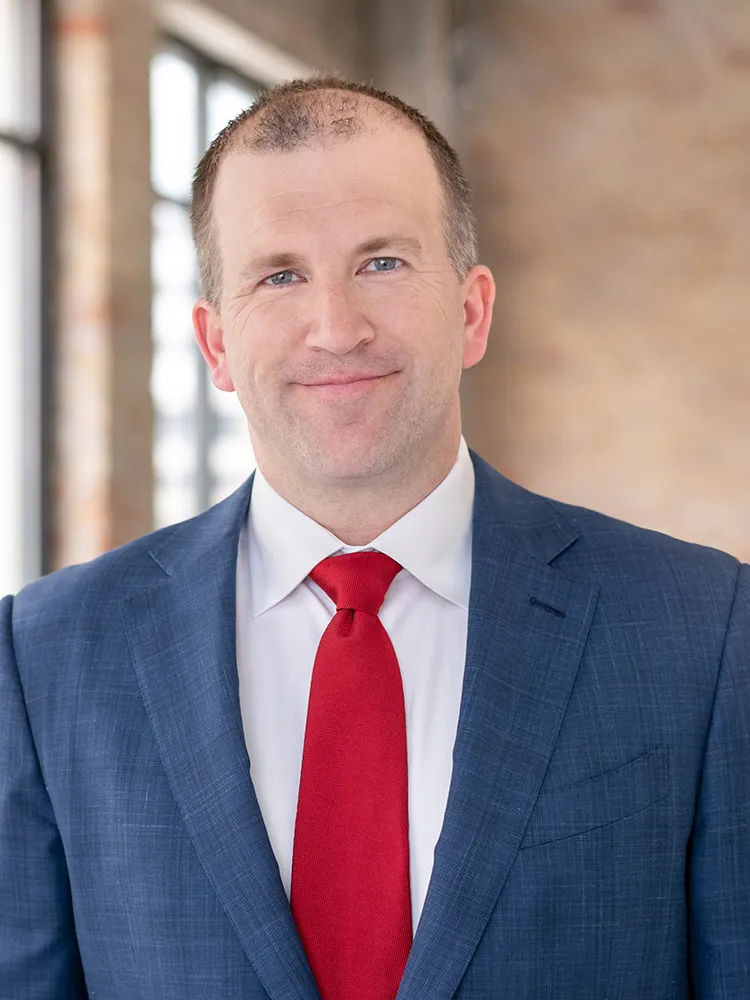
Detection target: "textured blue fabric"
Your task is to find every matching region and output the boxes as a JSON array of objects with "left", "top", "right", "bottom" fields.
[{"left": 1, "top": 450, "right": 748, "bottom": 1000}]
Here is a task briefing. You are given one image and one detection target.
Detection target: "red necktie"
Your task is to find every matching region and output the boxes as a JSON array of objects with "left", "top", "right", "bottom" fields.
[{"left": 291, "top": 551, "right": 412, "bottom": 1000}]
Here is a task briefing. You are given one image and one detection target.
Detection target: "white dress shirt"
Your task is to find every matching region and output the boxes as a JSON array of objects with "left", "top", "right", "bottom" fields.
[{"left": 235, "top": 436, "right": 475, "bottom": 934}]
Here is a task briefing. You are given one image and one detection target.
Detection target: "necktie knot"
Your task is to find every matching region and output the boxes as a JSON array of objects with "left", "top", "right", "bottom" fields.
[{"left": 309, "top": 551, "right": 402, "bottom": 615}]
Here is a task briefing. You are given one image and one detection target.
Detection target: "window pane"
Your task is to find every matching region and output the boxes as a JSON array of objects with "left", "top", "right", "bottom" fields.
[
  {"left": 150, "top": 51, "right": 199, "bottom": 201},
  {"left": 153, "top": 287, "right": 196, "bottom": 348},
  {"left": 151, "top": 346, "right": 198, "bottom": 417},
  {"left": 206, "top": 77, "right": 257, "bottom": 143},
  {"left": 152, "top": 199, "right": 197, "bottom": 289},
  {"left": 151, "top": 199, "right": 202, "bottom": 526},
  {"left": 155, "top": 484, "right": 199, "bottom": 530},
  {"left": 154, "top": 428, "right": 198, "bottom": 479},
  {"left": 209, "top": 428, "right": 255, "bottom": 506},
  {"left": 0, "top": 143, "right": 27, "bottom": 593},
  {"left": 0, "top": 0, "right": 40, "bottom": 134}
]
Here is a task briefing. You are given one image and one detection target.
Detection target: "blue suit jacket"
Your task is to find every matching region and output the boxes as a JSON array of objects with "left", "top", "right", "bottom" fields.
[{"left": 1, "top": 451, "right": 748, "bottom": 999}]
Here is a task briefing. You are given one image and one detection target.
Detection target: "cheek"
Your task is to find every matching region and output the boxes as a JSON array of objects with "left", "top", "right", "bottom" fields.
[
  {"left": 223, "top": 308, "right": 297, "bottom": 387},
  {"left": 223, "top": 333, "right": 258, "bottom": 388},
  {"left": 398, "top": 291, "right": 464, "bottom": 370},
  {"left": 371, "top": 282, "right": 455, "bottom": 344}
]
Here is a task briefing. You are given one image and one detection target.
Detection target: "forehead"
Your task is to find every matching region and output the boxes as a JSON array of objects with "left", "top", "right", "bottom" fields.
[{"left": 211, "top": 122, "right": 445, "bottom": 253}]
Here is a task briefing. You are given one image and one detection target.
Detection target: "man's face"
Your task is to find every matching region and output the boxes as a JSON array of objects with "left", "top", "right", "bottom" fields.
[{"left": 195, "top": 114, "right": 492, "bottom": 488}]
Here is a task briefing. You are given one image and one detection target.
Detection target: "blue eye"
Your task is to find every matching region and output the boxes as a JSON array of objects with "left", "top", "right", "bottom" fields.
[
  {"left": 367, "top": 257, "right": 401, "bottom": 272},
  {"left": 265, "top": 270, "right": 298, "bottom": 286}
]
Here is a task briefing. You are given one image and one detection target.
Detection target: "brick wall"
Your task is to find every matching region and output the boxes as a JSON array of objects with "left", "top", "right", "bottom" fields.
[{"left": 459, "top": 0, "right": 750, "bottom": 559}]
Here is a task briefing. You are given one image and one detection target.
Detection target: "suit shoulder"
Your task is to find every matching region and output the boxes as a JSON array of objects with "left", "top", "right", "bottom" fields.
[
  {"left": 545, "top": 493, "right": 743, "bottom": 597},
  {"left": 472, "top": 452, "right": 742, "bottom": 590},
  {"left": 11, "top": 476, "right": 253, "bottom": 627},
  {"left": 11, "top": 522, "right": 179, "bottom": 626}
]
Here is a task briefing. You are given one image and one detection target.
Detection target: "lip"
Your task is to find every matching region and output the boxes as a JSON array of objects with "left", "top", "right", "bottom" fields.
[
  {"left": 296, "top": 373, "right": 396, "bottom": 396},
  {"left": 300, "top": 373, "right": 392, "bottom": 386}
]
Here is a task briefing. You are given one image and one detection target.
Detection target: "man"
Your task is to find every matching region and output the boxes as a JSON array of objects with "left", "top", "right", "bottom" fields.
[{"left": 0, "top": 77, "right": 747, "bottom": 1000}]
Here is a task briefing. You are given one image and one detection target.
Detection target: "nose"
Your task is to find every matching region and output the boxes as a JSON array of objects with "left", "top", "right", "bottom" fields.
[{"left": 304, "top": 279, "right": 375, "bottom": 355}]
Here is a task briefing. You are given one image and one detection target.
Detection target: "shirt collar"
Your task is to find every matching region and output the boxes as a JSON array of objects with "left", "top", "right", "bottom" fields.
[{"left": 247, "top": 437, "right": 475, "bottom": 617}]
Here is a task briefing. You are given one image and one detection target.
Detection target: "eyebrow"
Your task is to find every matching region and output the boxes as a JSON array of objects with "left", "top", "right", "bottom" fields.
[
  {"left": 354, "top": 235, "right": 423, "bottom": 258},
  {"left": 241, "top": 235, "right": 424, "bottom": 282}
]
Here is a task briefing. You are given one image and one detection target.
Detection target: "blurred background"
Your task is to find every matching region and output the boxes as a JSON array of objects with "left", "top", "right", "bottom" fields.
[{"left": 1, "top": 0, "right": 749, "bottom": 596}]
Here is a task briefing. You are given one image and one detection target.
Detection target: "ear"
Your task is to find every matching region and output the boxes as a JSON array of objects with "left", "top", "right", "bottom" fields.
[
  {"left": 460, "top": 265, "right": 495, "bottom": 370},
  {"left": 193, "top": 297, "right": 235, "bottom": 392}
]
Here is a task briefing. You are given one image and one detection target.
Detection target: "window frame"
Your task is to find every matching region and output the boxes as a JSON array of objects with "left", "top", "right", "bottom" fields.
[{"left": 151, "top": 36, "right": 262, "bottom": 524}]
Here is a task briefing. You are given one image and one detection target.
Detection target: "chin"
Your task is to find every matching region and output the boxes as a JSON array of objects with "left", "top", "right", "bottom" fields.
[{"left": 301, "top": 435, "right": 398, "bottom": 482}]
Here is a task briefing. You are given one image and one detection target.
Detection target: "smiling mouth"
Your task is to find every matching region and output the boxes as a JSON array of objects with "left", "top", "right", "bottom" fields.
[
  {"left": 302, "top": 373, "right": 392, "bottom": 386},
  {"left": 298, "top": 373, "right": 396, "bottom": 393}
]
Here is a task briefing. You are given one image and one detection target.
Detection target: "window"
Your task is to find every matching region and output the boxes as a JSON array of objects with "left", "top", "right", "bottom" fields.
[
  {"left": 150, "top": 42, "right": 258, "bottom": 529},
  {"left": 0, "top": 0, "right": 44, "bottom": 594}
]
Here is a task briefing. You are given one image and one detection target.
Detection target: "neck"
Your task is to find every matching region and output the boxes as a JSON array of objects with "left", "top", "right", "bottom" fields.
[{"left": 256, "top": 433, "right": 461, "bottom": 546}]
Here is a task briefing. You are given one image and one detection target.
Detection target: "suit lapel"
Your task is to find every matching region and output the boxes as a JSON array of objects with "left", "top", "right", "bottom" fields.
[
  {"left": 397, "top": 454, "right": 599, "bottom": 1000},
  {"left": 121, "top": 481, "right": 320, "bottom": 1000}
]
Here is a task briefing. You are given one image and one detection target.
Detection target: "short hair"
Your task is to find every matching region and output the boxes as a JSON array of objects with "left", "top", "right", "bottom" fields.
[{"left": 190, "top": 76, "right": 479, "bottom": 308}]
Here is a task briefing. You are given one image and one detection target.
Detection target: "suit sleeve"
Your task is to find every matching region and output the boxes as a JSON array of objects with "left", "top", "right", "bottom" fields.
[
  {"left": 0, "top": 595, "right": 88, "bottom": 999},
  {"left": 689, "top": 562, "right": 750, "bottom": 997}
]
